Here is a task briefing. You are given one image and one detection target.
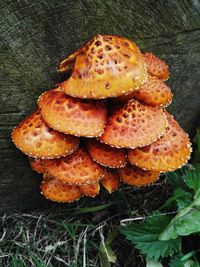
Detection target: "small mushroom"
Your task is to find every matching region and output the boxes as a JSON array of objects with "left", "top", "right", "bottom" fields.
[
  {"left": 118, "top": 165, "right": 160, "bottom": 187},
  {"left": 29, "top": 157, "right": 45, "bottom": 174},
  {"left": 43, "top": 148, "right": 104, "bottom": 185},
  {"left": 41, "top": 173, "right": 82, "bottom": 203},
  {"left": 128, "top": 111, "right": 192, "bottom": 172},
  {"left": 79, "top": 182, "right": 100, "bottom": 197},
  {"left": 144, "top": 52, "right": 170, "bottom": 81},
  {"left": 86, "top": 139, "right": 127, "bottom": 168},
  {"left": 38, "top": 89, "right": 107, "bottom": 137},
  {"left": 99, "top": 99, "right": 167, "bottom": 149},
  {"left": 12, "top": 109, "right": 79, "bottom": 159},
  {"left": 101, "top": 169, "right": 120, "bottom": 193}
]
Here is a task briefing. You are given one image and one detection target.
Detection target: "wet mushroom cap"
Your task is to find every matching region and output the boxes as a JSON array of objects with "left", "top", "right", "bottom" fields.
[
  {"left": 79, "top": 182, "right": 100, "bottom": 197},
  {"left": 144, "top": 52, "right": 170, "bottom": 81},
  {"left": 29, "top": 157, "right": 45, "bottom": 174},
  {"left": 99, "top": 99, "right": 167, "bottom": 148},
  {"left": 43, "top": 148, "right": 104, "bottom": 185},
  {"left": 133, "top": 74, "right": 173, "bottom": 107},
  {"left": 38, "top": 89, "right": 107, "bottom": 137},
  {"left": 101, "top": 169, "right": 120, "bottom": 193},
  {"left": 118, "top": 165, "right": 160, "bottom": 187},
  {"left": 60, "top": 34, "right": 147, "bottom": 99},
  {"left": 12, "top": 109, "right": 79, "bottom": 159},
  {"left": 41, "top": 173, "right": 82, "bottom": 203},
  {"left": 86, "top": 139, "right": 127, "bottom": 168},
  {"left": 128, "top": 111, "right": 192, "bottom": 172}
]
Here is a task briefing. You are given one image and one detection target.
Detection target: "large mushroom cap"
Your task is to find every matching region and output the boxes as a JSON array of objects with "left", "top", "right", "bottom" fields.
[
  {"left": 43, "top": 148, "right": 104, "bottom": 185},
  {"left": 144, "top": 52, "right": 170, "bottom": 80},
  {"left": 99, "top": 99, "right": 167, "bottom": 148},
  {"left": 29, "top": 157, "right": 45, "bottom": 174},
  {"left": 38, "top": 89, "right": 107, "bottom": 137},
  {"left": 118, "top": 165, "right": 160, "bottom": 187},
  {"left": 86, "top": 139, "right": 127, "bottom": 168},
  {"left": 101, "top": 169, "right": 120, "bottom": 193},
  {"left": 128, "top": 112, "right": 192, "bottom": 172},
  {"left": 59, "top": 34, "right": 147, "bottom": 99},
  {"left": 133, "top": 75, "right": 173, "bottom": 107},
  {"left": 79, "top": 182, "right": 100, "bottom": 197},
  {"left": 41, "top": 173, "right": 82, "bottom": 203},
  {"left": 12, "top": 109, "right": 79, "bottom": 159}
]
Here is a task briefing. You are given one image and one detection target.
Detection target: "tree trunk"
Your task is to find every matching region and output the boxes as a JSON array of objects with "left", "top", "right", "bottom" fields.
[{"left": 0, "top": 0, "right": 200, "bottom": 211}]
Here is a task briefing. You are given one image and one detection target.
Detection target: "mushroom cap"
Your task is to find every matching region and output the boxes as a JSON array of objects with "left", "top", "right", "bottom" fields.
[
  {"left": 43, "top": 148, "right": 104, "bottom": 185},
  {"left": 79, "top": 182, "right": 100, "bottom": 197},
  {"left": 118, "top": 165, "right": 160, "bottom": 187},
  {"left": 144, "top": 52, "right": 170, "bottom": 80},
  {"left": 133, "top": 75, "right": 173, "bottom": 107},
  {"left": 86, "top": 139, "right": 127, "bottom": 168},
  {"left": 128, "top": 112, "right": 192, "bottom": 172},
  {"left": 38, "top": 89, "right": 107, "bottom": 137},
  {"left": 12, "top": 109, "right": 79, "bottom": 159},
  {"left": 101, "top": 169, "right": 120, "bottom": 193},
  {"left": 41, "top": 173, "right": 82, "bottom": 203},
  {"left": 99, "top": 99, "right": 167, "bottom": 148},
  {"left": 29, "top": 157, "right": 45, "bottom": 174},
  {"left": 57, "top": 48, "right": 80, "bottom": 73},
  {"left": 60, "top": 34, "right": 147, "bottom": 99}
]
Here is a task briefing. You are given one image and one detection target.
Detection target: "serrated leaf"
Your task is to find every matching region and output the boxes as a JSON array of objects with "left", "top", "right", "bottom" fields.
[
  {"left": 183, "top": 165, "right": 200, "bottom": 192},
  {"left": 120, "top": 214, "right": 181, "bottom": 260},
  {"left": 160, "top": 207, "right": 200, "bottom": 240}
]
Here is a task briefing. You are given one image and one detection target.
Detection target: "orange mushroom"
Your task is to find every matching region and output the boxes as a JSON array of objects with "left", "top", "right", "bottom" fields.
[
  {"left": 86, "top": 139, "right": 127, "bottom": 168},
  {"left": 128, "top": 111, "right": 192, "bottom": 172},
  {"left": 144, "top": 52, "right": 170, "bottom": 80},
  {"left": 29, "top": 157, "right": 45, "bottom": 174},
  {"left": 101, "top": 169, "right": 120, "bottom": 193},
  {"left": 99, "top": 99, "right": 167, "bottom": 148},
  {"left": 41, "top": 173, "right": 82, "bottom": 203},
  {"left": 79, "top": 182, "right": 100, "bottom": 197},
  {"left": 38, "top": 89, "right": 107, "bottom": 137},
  {"left": 43, "top": 148, "right": 104, "bottom": 185},
  {"left": 118, "top": 165, "right": 160, "bottom": 187},
  {"left": 12, "top": 109, "right": 79, "bottom": 159},
  {"left": 59, "top": 35, "right": 147, "bottom": 99}
]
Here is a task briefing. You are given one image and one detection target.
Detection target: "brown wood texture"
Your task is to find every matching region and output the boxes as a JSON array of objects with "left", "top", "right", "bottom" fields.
[{"left": 0, "top": 0, "right": 200, "bottom": 211}]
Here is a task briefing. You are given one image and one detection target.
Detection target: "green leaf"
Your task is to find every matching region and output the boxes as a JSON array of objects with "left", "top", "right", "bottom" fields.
[
  {"left": 120, "top": 214, "right": 181, "bottom": 260},
  {"left": 183, "top": 165, "right": 200, "bottom": 192},
  {"left": 160, "top": 207, "right": 200, "bottom": 240},
  {"left": 146, "top": 259, "right": 163, "bottom": 267},
  {"left": 169, "top": 257, "right": 185, "bottom": 267},
  {"left": 159, "top": 188, "right": 192, "bottom": 210}
]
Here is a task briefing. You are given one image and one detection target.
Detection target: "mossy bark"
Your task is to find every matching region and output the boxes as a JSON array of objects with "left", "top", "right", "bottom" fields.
[{"left": 0, "top": 0, "right": 200, "bottom": 211}]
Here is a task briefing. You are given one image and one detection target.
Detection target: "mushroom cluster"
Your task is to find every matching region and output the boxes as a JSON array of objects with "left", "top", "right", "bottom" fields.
[{"left": 12, "top": 35, "right": 192, "bottom": 203}]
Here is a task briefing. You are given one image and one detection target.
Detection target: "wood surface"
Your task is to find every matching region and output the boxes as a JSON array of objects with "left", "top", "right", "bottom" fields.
[{"left": 0, "top": 0, "right": 200, "bottom": 211}]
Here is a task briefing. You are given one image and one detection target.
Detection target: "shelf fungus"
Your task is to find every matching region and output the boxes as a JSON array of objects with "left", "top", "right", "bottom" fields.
[{"left": 12, "top": 34, "right": 192, "bottom": 203}]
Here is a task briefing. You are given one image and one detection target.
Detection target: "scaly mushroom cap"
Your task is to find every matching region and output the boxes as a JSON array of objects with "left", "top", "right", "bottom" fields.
[
  {"left": 144, "top": 52, "right": 170, "bottom": 80},
  {"left": 118, "top": 165, "right": 160, "bottom": 187},
  {"left": 60, "top": 34, "right": 147, "bottom": 99},
  {"left": 41, "top": 173, "right": 82, "bottom": 203},
  {"left": 133, "top": 75, "right": 173, "bottom": 107},
  {"left": 101, "top": 169, "right": 120, "bottom": 193},
  {"left": 86, "top": 139, "right": 127, "bottom": 168},
  {"left": 79, "top": 182, "right": 100, "bottom": 197},
  {"left": 12, "top": 109, "right": 79, "bottom": 159},
  {"left": 38, "top": 89, "right": 107, "bottom": 137},
  {"left": 43, "top": 148, "right": 104, "bottom": 185},
  {"left": 128, "top": 112, "right": 192, "bottom": 172},
  {"left": 29, "top": 157, "right": 45, "bottom": 174},
  {"left": 99, "top": 99, "right": 167, "bottom": 148}
]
